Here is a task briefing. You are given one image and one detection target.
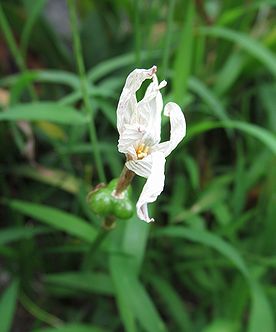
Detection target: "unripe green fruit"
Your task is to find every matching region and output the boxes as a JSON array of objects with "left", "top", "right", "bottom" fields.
[
  {"left": 107, "top": 178, "right": 118, "bottom": 190},
  {"left": 88, "top": 188, "right": 113, "bottom": 216},
  {"left": 113, "top": 197, "right": 134, "bottom": 219},
  {"left": 107, "top": 179, "right": 132, "bottom": 196},
  {"left": 87, "top": 180, "right": 134, "bottom": 220}
]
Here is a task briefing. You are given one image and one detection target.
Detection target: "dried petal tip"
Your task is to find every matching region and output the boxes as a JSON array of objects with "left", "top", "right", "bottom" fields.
[{"left": 149, "top": 65, "right": 157, "bottom": 76}]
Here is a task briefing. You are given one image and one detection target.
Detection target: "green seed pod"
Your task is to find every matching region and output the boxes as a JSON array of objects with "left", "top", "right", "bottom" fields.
[
  {"left": 87, "top": 188, "right": 113, "bottom": 216},
  {"left": 113, "top": 197, "right": 134, "bottom": 220},
  {"left": 107, "top": 178, "right": 118, "bottom": 190},
  {"left": 107, "top": 179, "right": 132, "bottom": 197}
]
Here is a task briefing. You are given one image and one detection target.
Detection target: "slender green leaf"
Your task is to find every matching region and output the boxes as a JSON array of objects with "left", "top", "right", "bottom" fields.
[
  {"left": 0, "top": 70, "right": 80, "bottom": 89},
  {"left": 0, "top": 226, "right": 49, "bottom": 246},
  {"left": 153, "top": 227, "right": 275, "bottom": 332},
  {"left": 87, "top": 50, "right": 160, "bottom": 83},
  {"left": 0, "top": 103, "right": 87, "bottom": 124},
  {"left": 248, "top": 281, "right": 275, "bottom": 332},
  {"left": 32, "top": 324, "right": 105, "bottom": 332},
  {"left": 187, "top": 120, "right": 276, "bottom": 154},
  {"left": 0, "top": 280, "right": 18, "bottom": 332},
  {"left": 21, "top": 0, "right": 47, "bottom": 55},
  {"left": 149, "top": 276, "right": 192, "bottom": 331},
  {"left": 213, "top": 52, "right": 245, "bottom": 95},
  {"left": 188, "top": 77, "right": 229, "bottom": 121},
  {"left": 199, "top": 27, "right": 276, "bottom": 78},
  {"left": 173, "top": 0, "right": 195, "bottom": 104},
  {"left": 44, "top": 272, "right": 114, "bottom": 295},
  {"left": 110, "top": 254, "right": 167, "bottom": 332},
  {"left": 122, "top": 216, "right": 149, "bottom": 274},
  {"left": 8, "top": 200, "right": 97, "bottom": 243},
  {"left": 109, "top": 255, "right": 137, "bottom": 332},
  {"left": 154, "top": 227, "right": 249, "bottom": 277},
  {"left": 13, "top": 165, "right": 86, "bottom": 194}
]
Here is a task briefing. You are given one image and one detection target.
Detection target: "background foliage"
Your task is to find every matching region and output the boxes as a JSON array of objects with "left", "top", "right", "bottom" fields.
[{"left": 0, "top": 0, "right": 276, "bottom": 331}]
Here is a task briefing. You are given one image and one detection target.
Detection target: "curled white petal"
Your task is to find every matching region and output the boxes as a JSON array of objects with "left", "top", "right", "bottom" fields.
[
  {"left": 117, "top": 66, "right": 157, "bottom": 136},
  {"left": 136, "top": 152, "right": 166, "bottom": 223},
  {"left": 136, "top": 76, "right": 167, "bottom": 145},
  {"left": 156, "top": 102, "right": 186, "bottom": 157},
  {"left": 125, "top": 154, "right": 152, "bottom": 178}
]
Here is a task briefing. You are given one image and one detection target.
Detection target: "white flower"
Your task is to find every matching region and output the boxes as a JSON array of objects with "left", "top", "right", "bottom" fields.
[{"left": 116, "top": 66, "right": 186, "bottom": 223}]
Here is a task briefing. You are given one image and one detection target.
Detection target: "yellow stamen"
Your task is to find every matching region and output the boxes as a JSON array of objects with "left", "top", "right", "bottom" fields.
[{"left": 136, "top": 143, "right": 149, "bottom": 159}]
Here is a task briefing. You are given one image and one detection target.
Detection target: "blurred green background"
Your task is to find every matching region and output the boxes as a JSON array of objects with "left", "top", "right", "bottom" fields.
[{"left": 0, "top": 0, "right": 275, "bottom": 331}]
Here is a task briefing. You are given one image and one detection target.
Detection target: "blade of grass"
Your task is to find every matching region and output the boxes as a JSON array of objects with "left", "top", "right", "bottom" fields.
[
  {"left": 188, "top": 76, "right": 229, "bottom": 121},
  {"left": 87, "top": 50, "right": 160, "bottom": 83},
  {"left": 19, "top": 292, "right": 63, "bottom": 328},
  {"left": 0, "top": 102, "right": 87, "bottom": 124},
  {"left": 199, "top": 26, "right": 276, "bottom": 78},
  {"left": 8, "top": 200, "right": 97, "bottom": 243},
  {"left": 153, "top": 227, "right": 275, "bottom": 332},
  {"left": 186, "top": 120, "right": 276, "bottom": 154},
  {"left": 44, "top": 272, "right": 114, "bottom": 296},
  {"left": 110, "top": 254, "right": 167, "bottom": 332},
  {"left": 109, "top": 254, "right": 137, "bottom": 332},
  {"left": 0, "top": 226, "right": 49, "bottom": 245},
  {"left": 149, "top": 276, "right": 192, "bottom": 331},
  {"left": 0, "top": 280, "right": 18, "bottom": 332},
  {"left": 12, "top": 165, "right": 86, "bottom": 194},
  {"left": 20, "top": 0, "right": 47, "bottom": 58},
  {"left": 0, "top": 4, "right": 36, "bottom": 100},
  {"left": 161, "top": 0, "right": 176, "bottom": 78},
  {"left": 121, "top": 216, "right": 149, "bottom": 274},
  {"left": 173, "top": 0, "right": 195, "bottom": 105},
  {"left": 154, "top": 227, "right": 249, "bottom": 276},
  {"left": 67, "top": 0, "right": 105, "bottom": 182},
  {"left": 33, "top": 325, "right": 106, "bottom": 332},
  {"left": 0, "top": 4, "right": 25, "bottom": 72},
  {"left": 248, "top": 281, "right": 275, "bottom": 332},
  {"left": 133, "top": 0, "right": 141, "bottom": 66},
  {"left": 0, "top": 70, "right": 80, "bottom": 90},
  {"left": 213, "top": 52, "right": 245, "bottom": 96}
]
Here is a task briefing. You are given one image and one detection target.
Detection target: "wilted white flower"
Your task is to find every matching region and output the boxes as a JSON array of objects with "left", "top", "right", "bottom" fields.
[{"left": 116, "top": 66, "right": 186, "bottom": 222}]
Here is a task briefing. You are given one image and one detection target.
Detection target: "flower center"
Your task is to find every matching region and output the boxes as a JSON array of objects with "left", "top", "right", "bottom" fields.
[{"left": 136, "top": 143, "right": 149, "bottom": 159}]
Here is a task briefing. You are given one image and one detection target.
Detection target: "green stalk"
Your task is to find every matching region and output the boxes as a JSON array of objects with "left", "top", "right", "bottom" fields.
[
  {"left": 0, "top": 4, "right": 36, "bottom": 100},
  {"left": 81, "top": 227, "right": 110, "bottom": 270},
  {"left": 134, "top": 0, "right": 141, "bottom": 66},
  {"left": 161, "top": 0, "right": 176, "bottom": 78},
  {"left": 0, "top": 4, "right": 25, "bottom": 72},
  {"left": 67, "top": 0, "right": 106, "bottom": 183},
  {"left": 19, "top": 292, "right": 63, "bottom": 327}
]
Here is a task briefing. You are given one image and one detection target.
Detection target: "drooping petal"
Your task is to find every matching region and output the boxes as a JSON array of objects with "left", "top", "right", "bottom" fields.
[
  {"left": 116, "top": 66, "right": 157, "bottom": 136},
  {"left": 136, "top": 151, "right": 166, "bottom": 223},
  {"left": 135, "top": 76, "right": 167, "bottom": 146},
  {"left": 125, "top": 153, "right": 152, "bottom": 177},
  {"left": 155, "top": 102, "right": 186, "bottom": 157}
]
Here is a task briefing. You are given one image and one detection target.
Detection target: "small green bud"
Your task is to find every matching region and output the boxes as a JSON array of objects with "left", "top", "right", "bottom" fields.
[
  {"left": 87, "top": 188, "right": 113, "bottom": 216},
  {"left": 113, "top": 197, "right": 134, "bottom": 220}
]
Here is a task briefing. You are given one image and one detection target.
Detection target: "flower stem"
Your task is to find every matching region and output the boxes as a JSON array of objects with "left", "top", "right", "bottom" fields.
[
  {"left": 67, "top": 0, "right": 106, "bottom": 183},
  {"left": 0, "top": 4, "right": 36, "bottom": 100},
  {"left": 0, "top": 5, "right": 25, "bottom": 72},
  {"left": 114, "top": 166, "right": 135, "bottom": 196},
  {"left": 161, "top": 0, "right": 176, "bottom": 78},
  {"left": 81, "top": 216, "right": 115, "bottom": 270},
  {"left": 19, "top": 292, "right": 63, "bottom": 327}
]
